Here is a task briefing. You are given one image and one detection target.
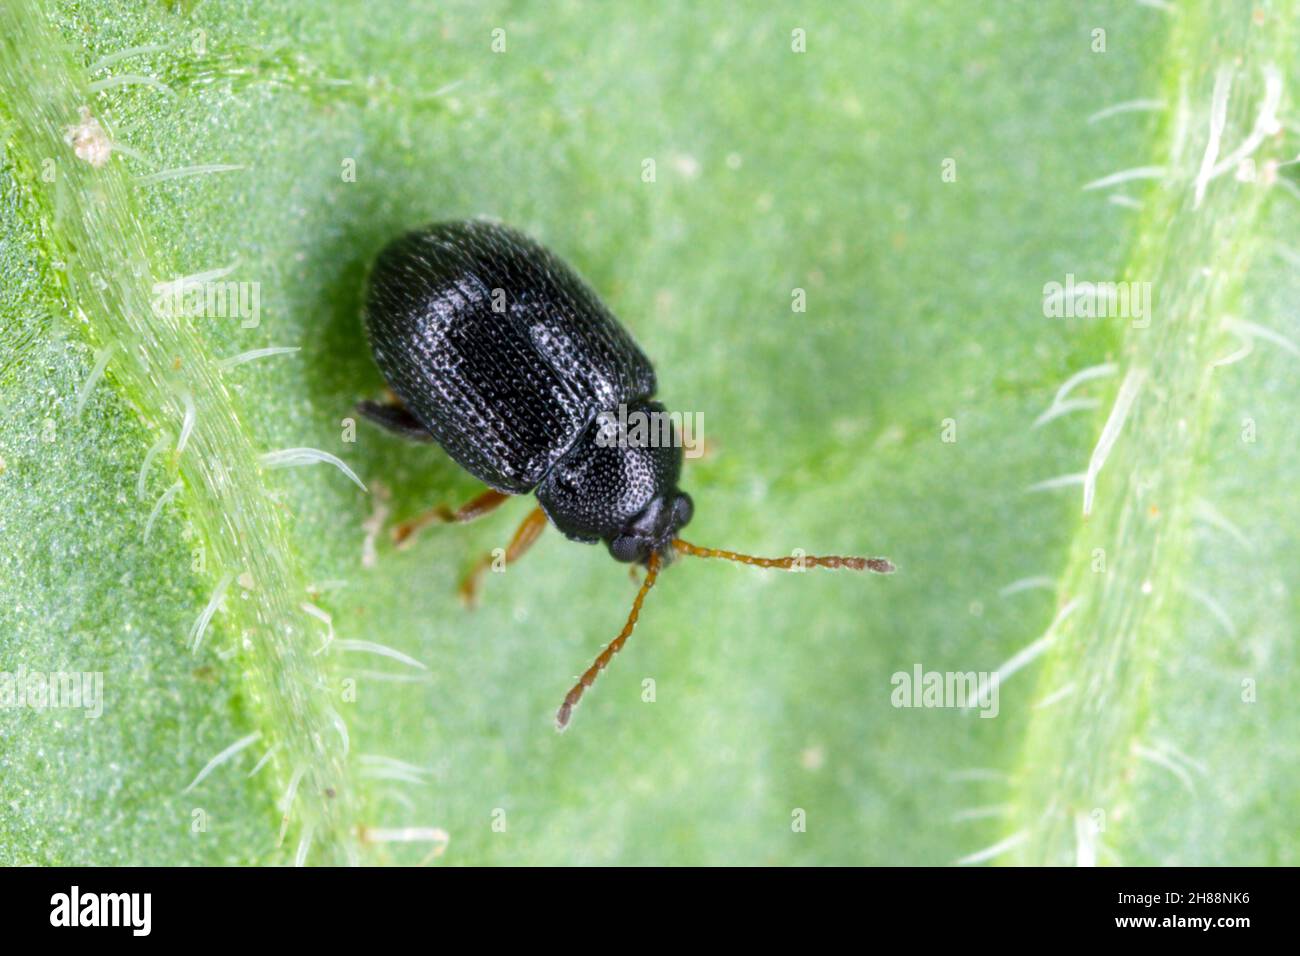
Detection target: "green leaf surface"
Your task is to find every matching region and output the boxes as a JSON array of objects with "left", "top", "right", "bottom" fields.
[{"left": 1, "top": 0, "right": 1295, "bottom": 865}]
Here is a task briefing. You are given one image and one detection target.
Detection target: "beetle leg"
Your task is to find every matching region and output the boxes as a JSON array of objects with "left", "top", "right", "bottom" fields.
[
  {"left": 356, "top": 398, "right": 436, "bottom": 443},
  {"left": 393, "top": 488, "right": 510, "bottom": 549},
  {"left": 459, "top": 506, "right": 548, "bottom": 607}
]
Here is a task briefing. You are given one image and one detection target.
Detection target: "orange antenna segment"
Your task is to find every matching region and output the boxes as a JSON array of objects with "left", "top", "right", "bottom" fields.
[
  {"left": 672, "top": 538, "right": 895, "bottom": 574},
  {"left": 555, "top": 550, "right": 663, "bottom": 731}
]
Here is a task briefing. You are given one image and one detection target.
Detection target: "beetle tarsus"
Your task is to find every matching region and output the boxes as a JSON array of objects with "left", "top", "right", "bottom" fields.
[{"left": 392, "top": 488, "right": 511, "bottom": 550}]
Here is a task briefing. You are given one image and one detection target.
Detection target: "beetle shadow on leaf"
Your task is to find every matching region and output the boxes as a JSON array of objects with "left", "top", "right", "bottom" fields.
[{"left": 298, "top": 188, "right": 482, "bottom": 524}]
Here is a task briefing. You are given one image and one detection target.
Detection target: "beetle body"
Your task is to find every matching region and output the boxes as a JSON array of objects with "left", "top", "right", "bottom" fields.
[
  {"left": 360, "top": 219, "right": 893, "bottom": 730},
  {"left": 363, "top": 220, "right": 692, "bottom": 564}
]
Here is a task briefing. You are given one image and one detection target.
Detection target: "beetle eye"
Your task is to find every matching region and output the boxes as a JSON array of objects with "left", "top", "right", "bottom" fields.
[
  {"left": 608, "top": 535, "right": 644, "bottom": 563},
  {"left": 672, "top": 493, "right": 694, "bottom": 530}
]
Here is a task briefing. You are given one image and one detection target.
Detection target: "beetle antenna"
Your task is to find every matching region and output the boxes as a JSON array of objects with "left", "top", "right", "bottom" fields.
[
  {"left": 555, "top": 550, "right": 662, "bottom": 731},
  {"left": 671, "top": 538, "right": 895, "bottom": 574}
]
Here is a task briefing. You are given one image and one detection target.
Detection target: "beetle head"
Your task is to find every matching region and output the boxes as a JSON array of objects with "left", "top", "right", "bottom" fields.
[
  {"left": 536, "top": 401, "right": 693, "bottom": 564},
  {"left": 607, "top": 491, "right": 694, "bottom": 564}
]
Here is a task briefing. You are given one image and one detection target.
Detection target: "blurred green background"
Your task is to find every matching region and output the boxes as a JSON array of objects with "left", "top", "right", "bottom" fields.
[{"left": 1, "top": 0, "right": 1296, "bottom": 865}]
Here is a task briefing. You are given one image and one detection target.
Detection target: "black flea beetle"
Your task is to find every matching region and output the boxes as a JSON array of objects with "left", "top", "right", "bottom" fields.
[{"left": 359, "top": 219, "right": 893, "bottom": 730}]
